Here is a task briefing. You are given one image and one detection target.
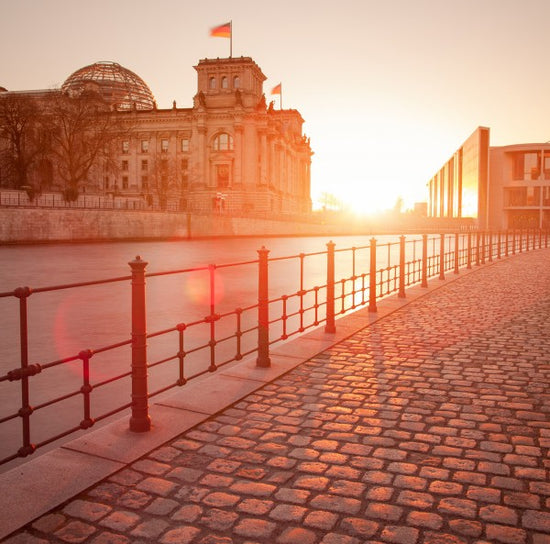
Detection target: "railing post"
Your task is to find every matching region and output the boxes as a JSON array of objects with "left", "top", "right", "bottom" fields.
[
  {"left": 129, "top": 256, "right": 151, "bottom": 432},
  {"left": 398, "top": 235, "right": 406, "bottom": 298},
  {"left": 325, "top": 241, "right": 336, "bottom": 333},
  {"left": 512, "top": 229, "right": 516, "bottom": 255},
  {"left": 208, "top": 264, "right": 217, "bottom": 372},
  {"left": 454, "top": 232, "right": 460, "bottom": 274},
  {"left": 368, "top": 237, "right": 377, "bottom": 312},
  {"left": 14, "top": 286, "right": 36, "bottom": 457},
  {"left": 504, "top": 229, "right": 510, "bottom": 257},
  {"left": 256, "top": 246, "right": 271, "bottom": 367},
  {"left": 439, "top": 233, "right": 445, "bottom": 280},
  {"left": 421, "top": 234, "right": 428, "bottom": 286},
  {"left": 480, "top": 231, "right": 486, "bottom": 264},
  {"left": 467, "top": 231, "right": 472, "bottom": 269},
  {"left": 488, "top": 231, "right": 493, "bottom": 262},
  {"left": 476, "top": 231, "right": 481, "bottom": 266},
  {"left": 519, "top": 229, "right": 523, "bottom": 253},
  {"left": 497, "top": 231, "right": 501, "bottom": 259}
]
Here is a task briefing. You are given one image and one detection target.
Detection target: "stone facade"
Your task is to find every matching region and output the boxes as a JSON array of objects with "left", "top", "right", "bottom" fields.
[
  {"left": 0, "top": 57, "right": 313, "bottom": 217},
  {"left": 0, "top": 208, "right": 339, "bottom": 244}
]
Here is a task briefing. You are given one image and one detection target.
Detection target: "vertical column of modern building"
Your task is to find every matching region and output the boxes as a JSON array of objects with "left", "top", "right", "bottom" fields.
[{"left": 539, "top": 147, "right": 549, "bottom": 229}]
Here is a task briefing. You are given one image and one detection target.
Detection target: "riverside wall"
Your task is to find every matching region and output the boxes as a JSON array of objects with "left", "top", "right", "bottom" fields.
[{"left": 0, "top": 208, "right": 360, "bottom": 244}]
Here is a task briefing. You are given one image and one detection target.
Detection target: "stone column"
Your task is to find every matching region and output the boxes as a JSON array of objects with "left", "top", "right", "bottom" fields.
[
  {"left": 197, "top": 124, "right": 207, "bottom": 187},
  {"left": 234, "top": 124, "right": 243, "bottom": 187}
]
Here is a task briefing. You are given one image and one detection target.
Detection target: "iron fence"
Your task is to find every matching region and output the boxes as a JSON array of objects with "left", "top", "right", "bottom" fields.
[{"left": 0, "top": 229, "right": 548, "bottom": 467}]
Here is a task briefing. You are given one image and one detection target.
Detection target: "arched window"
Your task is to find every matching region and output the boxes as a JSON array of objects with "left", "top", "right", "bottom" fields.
[
  {"left": 213, "top": 133, "right": 233, "bottom": 151},
  {"left": 233, "top": 76, "right": 240, "bottom": 88},
  {"left": 209, "top": 77, "right": 216, "bottom": 89},
  {"left": 221, "top": 76, "right": 228, "bottom": 89}
]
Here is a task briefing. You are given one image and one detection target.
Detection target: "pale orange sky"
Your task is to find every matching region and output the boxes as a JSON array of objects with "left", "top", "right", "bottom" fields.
[{"left": 2, "top": 0, "right": 550, "bottom": 213}]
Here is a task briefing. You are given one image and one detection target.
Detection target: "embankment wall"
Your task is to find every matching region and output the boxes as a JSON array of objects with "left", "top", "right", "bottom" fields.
[{"left": 0, "top": 208, "right": 354, "bottom": 243}]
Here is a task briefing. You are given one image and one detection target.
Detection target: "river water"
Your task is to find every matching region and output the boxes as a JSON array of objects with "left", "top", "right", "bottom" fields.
[{"left": 0, "top": 234, "right": 416, "bottom": 472}]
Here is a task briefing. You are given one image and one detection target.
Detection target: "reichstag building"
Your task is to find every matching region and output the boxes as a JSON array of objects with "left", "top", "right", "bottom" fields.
[{"left": 0, "top": 57, "right": 313, "bottom": 215}]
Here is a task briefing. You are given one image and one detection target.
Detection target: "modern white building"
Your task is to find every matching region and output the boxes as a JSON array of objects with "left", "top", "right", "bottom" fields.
[{"left": 428, "top": 127, "right": 550, "bottom": 229}]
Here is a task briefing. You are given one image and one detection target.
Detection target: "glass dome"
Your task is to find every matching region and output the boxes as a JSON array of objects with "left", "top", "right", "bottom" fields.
[{"left": 62, "top": 61, "right": 155, "bottom": 110}]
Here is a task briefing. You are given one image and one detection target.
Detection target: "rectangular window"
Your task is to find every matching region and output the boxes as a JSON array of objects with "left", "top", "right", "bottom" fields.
[
  {"left": 121, "top": 160, "right": 129, "bottom": 171},
  {"left": 506, "top": 187, "right": 526, "bottom": 206},
  {"left": 216, "top": 164, "right": 230, "bottom": 188},
  {"left": 544, "top": 156, "right": 550, "bottom": 180},
  {"left": 122, "top": 140, "right": 129, "bottom": 154},
  {"left": 141, "top": 159, "right": 148, "bottom": 171},
  {"left": 161, "top": 139, "right": 169, "bottom": 153},
  {"left": 104, "top": 176, "right": 109, "bottom": 189},
  {"left": 513, "top": 154, "right": 524, "bottom": 180},
  {"left": 122, "top": 176, "right": 129, "bottom": 189},
  {"left": 526, "top": 186, "right": 540, "bottom": 206},
  {"left": 141, "top": 140, "right": 149, "bottom": 153},
  {"left": 141, "top": 175, "right": 148, "bottom": 190},
  {"left": 181, "top": 138, "right": 190, "bottom": 152},
  {"left": 181, "top": 159, "right": 189, "bottom": 186},
  {"left": 514, "top": 152, "right": 541, "bottom": 180},
  {"left": 527, "top": 153, "right": 541, "bottom": 180}
]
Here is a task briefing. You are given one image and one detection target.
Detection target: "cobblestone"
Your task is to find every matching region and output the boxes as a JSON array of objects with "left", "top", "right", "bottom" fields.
[{"left": 5, "top": 250, "right": 550, "bottom": 543}]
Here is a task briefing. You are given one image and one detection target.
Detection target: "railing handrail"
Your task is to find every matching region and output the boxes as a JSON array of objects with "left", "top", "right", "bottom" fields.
[{"left": 1, "top": 229, "right": 548, "bottom": 468}]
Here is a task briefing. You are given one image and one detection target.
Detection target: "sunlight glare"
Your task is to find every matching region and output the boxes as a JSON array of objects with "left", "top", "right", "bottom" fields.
[{"left": 183, "top": 271, "right": 225, "bottom": 307}]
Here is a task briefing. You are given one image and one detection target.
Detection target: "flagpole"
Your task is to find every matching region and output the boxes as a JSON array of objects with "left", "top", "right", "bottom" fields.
[
  {"left": 230, "top": 20, "right": 233, "bottom": 58},
  {"left": 280, "top": 83, "right": 282, "bottom": 110}
]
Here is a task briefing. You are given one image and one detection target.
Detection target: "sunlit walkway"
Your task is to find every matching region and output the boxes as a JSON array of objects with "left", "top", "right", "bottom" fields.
[{"left": 4, "top": 249, "right": 550, "bottom": 544}]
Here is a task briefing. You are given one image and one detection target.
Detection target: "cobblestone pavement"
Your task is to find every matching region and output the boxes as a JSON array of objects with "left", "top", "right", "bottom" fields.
[{"left": 5, "top": 250, "right": 550, "bottom": 544}]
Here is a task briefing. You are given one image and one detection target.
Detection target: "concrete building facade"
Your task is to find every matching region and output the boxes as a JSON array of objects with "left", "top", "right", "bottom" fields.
[{"left": 428, "top": 126, "right": 550, "bottom": 230}]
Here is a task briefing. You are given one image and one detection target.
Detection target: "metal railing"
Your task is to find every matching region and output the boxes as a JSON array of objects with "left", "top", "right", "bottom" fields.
[
  {"left": 0, "top": 190, "right": 317, "bottom": 223},
  {"left": 0, "top": 229, "right": 548, "bottom": 467},
  {"left": 0, "top": 191, "right": 167, "bottom": 211}
]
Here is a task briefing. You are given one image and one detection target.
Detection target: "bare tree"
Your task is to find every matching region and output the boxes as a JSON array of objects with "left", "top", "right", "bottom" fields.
[
  {"left": 47, "top": 89, "right": 122, "bottom": 201},
  {"left": 318, "top": 191, "right": 344, "bottom": 211},
  {"left": 147, "top": 155, "right": 179, "bottom": 210},
  {"left": 0, "top": 93, "right": 48, "bottom": 196},
  {"left": 393, "top": 196, "right": 404, "bottom": 214}
]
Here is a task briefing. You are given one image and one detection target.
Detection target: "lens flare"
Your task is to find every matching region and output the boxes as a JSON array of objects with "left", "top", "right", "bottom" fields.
[{"left": 183, "top": 271, "right": 225, "bottom": 307}]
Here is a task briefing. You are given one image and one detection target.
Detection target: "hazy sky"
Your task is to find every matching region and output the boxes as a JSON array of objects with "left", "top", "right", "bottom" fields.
[{"left": 2, "top": 0, "right": 550, "bottom": 212}]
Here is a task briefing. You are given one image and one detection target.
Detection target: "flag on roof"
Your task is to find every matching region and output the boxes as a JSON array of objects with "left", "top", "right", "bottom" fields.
[
  {"left": 210, "top": 22, "right": 231, "bottom": 38},
  {"left": 271, "top": 83, "right": 282, "bottom": 95}
]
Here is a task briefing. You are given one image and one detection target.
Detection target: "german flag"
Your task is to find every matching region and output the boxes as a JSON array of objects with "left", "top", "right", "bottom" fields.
[
  {"left": 271, "top": 83, "right": 282, "bottom": 95},
  {"left": 210, "top": 22, "right": 231, "bottom": 38}
]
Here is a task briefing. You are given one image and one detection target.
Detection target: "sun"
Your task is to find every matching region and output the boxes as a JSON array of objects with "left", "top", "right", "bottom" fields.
[
  {"left": 345, "top": 182, "right": 401, "bottom": 216},
  {"left": 313, "top": 179, "right": 403, "bottom": 217}
]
